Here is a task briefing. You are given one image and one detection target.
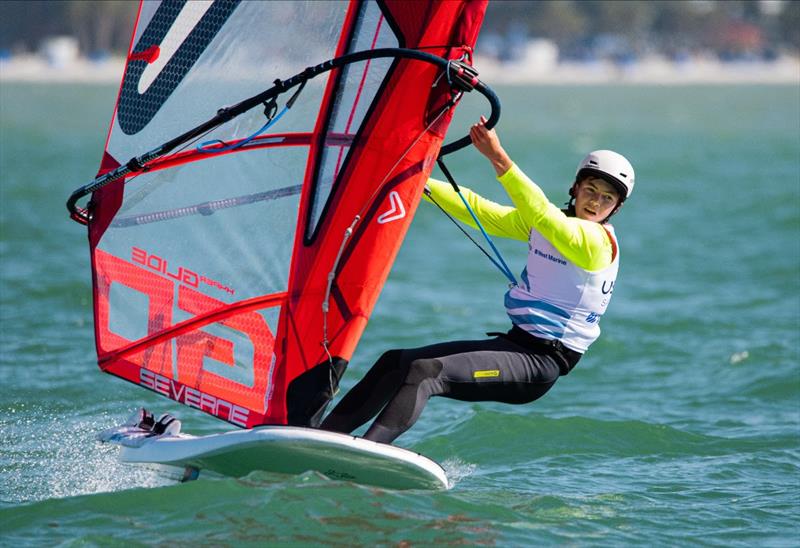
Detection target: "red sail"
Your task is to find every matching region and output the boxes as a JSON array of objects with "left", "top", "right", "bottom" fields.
[{"left": 85, "top": 0, "right": 487, "bottom": 427}]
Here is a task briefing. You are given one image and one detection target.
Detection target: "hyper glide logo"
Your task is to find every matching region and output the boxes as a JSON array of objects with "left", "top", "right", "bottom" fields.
[
  {"left": 130, "top": 247, "right": 235, "bottom": 296},
  {"left": 118, "top": 0, "right": 240, "bottom": 134}
]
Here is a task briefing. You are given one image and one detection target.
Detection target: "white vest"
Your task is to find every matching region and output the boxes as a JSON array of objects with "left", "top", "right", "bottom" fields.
[{"left": 505, "top": 224, "right": 619, "bottom": 353}]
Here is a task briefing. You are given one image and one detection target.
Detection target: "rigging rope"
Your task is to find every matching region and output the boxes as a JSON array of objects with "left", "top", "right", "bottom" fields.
[
  {"left": 195, "top": 105, "right": 289, "bottom": 153},
  {"left": 424, "top": 186, "right": 514, "bottom": 283},
  {"left": 435, "top": 158, "right": 518, "bottom": 286},
  {"left": 196, "top": 80, "right": 307, "bottom": 154}
]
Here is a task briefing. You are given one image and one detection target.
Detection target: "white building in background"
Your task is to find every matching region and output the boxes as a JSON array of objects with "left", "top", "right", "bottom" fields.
[
  {"left": 40, "top": 36, "right": 80, "bottom": 69},
  {"left": 475, "top": 38, "right": 561, "bottom": 83}
]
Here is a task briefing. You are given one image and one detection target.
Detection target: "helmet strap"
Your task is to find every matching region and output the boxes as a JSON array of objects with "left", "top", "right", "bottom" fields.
[
  {"left": 601, "top": 199, "right": 625, "bottom": 223},
  {"left": 600, "top": 207, "right": 618, "bottom": 224},
  {"left": 564, "top": 181, "right": 579, "bottom": 217}
]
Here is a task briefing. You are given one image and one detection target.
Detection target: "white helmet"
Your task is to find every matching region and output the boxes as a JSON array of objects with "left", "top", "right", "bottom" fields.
[{"left": 575, "top": 150, "right": 635, "bottom": 200}]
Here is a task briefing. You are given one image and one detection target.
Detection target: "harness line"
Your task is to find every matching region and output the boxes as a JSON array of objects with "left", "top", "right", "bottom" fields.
[{"left": 436, "top": 158, "right": 518, "bottom": 286}]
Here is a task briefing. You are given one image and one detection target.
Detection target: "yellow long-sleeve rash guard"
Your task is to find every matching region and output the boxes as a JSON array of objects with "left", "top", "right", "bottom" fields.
[{"left": 424, "top": 163, "right": 614, "bottom": 271}]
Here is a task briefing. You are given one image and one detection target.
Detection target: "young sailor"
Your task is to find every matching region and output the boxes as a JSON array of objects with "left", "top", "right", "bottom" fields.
[{"left": 321, "top": 116, "right": 635, "bottom": 444}]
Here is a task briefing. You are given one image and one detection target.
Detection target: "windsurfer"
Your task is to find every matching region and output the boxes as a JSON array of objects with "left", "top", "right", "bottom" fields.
[{"left": 321, "top": 116, "right": 635, "bottom": 444}]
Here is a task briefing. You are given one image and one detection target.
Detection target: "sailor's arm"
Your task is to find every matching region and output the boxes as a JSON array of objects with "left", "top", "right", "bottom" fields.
[{"left": 422, "top": 179, "right": 530, "bottom": 241}]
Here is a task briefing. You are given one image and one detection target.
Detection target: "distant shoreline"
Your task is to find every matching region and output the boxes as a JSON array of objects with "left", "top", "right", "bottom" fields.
[
  {"left": 1, "top": 53, "right": 798, "bottom": 86},
  {"left": 475, "top": 53, "right": 800, "bottom": 85},
  {"left": 0, "top": 55, "right": 126, "bottom": 84}
]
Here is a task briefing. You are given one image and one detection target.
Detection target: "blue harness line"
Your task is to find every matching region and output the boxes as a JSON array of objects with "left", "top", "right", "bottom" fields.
[
  {"left": 196, "top": 80, "right": 306, "bottom": 155},
  {"left": 436, "top": 158, "right": 518, "bottom": 286},
  {"left": 196, "top": 105, "right": 289, "bottom": 154}
]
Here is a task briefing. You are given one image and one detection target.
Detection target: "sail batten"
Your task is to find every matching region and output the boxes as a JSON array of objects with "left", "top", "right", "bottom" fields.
[{"left": 75, "top": 0, "right": 489, "bottom": 428}]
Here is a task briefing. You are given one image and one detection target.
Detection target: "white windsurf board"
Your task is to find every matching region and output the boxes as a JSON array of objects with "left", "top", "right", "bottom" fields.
[{"left": 98, "top": 422, "right": 449, "bottom": 490}]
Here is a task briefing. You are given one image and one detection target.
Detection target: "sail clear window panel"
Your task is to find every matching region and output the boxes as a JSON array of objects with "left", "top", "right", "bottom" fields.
[
  {"left": 189, "top": 319, "right": 256, "bottom": 389},
  {"left": 108, "top": 282, "right": 151, "bottom": 342},
  {"left": 306, "top": 0, "right": 399, "bottom": 238},
  {"left": 97, "top": 146, "right": 305, "bottom": 306},
  {"left": 107, "top": 0, "right": 346, "bottom": 162}
]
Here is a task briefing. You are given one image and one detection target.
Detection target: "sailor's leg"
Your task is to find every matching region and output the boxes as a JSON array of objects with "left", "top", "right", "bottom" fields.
[
  {"left": 320, "top": 349, "right": 405, "bottom": 434},
  {"left": 363, "top": 342, "right": 562, "bottom": 444},
  {"left": 321, "top": 339, "right": 499, "bottom": 435},
  {"left": 362, "top": 356, "right": 445, "bottom": 443}
]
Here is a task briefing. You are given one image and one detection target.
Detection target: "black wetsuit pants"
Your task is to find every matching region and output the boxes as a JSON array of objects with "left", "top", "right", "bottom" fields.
[{"left": 320, "top": 326, "right": 581, "bottom": 444}]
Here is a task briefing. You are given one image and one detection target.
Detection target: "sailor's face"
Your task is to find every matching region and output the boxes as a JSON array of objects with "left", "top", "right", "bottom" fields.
[{"left": 574, "top": 177, "right": 620, "bottom": 222}]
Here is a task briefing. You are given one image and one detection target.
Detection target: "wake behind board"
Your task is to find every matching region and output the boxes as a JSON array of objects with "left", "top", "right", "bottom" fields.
[{"left": 98, "top": 419, "right": 449, "bottom": 490}]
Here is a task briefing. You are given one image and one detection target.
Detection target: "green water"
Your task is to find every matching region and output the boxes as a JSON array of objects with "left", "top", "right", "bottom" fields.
[{"left": 1, "top": 82, "right": 798, "bottom": 546}]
